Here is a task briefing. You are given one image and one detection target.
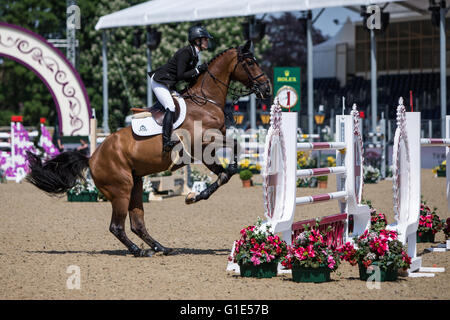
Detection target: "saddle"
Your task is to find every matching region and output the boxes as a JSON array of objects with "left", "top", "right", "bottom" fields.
[{"left": 131, "top": 98, "right": 181, "bottom": 126}]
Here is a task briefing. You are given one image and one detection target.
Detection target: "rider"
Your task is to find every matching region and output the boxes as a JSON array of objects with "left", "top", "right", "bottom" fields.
[{"left": 148, "top": 24, "right": 213, "bottom": 152}]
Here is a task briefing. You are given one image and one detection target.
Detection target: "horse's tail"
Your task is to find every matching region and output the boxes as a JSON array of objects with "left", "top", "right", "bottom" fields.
[{"left": 26, "top": 151, "right": 90, "bottom": 195}]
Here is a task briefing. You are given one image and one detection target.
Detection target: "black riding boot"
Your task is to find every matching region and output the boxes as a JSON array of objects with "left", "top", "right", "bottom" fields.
[{"left": 162, "top": 110, "right": 177, "bottom": 152}]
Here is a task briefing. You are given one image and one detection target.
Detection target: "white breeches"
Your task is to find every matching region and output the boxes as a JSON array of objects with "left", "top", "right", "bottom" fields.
[{"left": 150, "top": 75, "right": 176, "bottom": 112}]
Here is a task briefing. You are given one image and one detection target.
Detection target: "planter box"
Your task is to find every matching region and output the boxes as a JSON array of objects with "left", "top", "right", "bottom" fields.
[
  {"left": 291, "top": 265, "right": 331, "bottom": 283},
  {"left": 239, "top": 262, "right": 277, "bottom": 278},
  {"left": 241, "top": 179, "right": 252, "bottom": 188},
  {"left": 318, "top": 180, "right": 327, "bottom": 189},
  {"left": 417, "top": 230, "right": 435, "bottom": 243},
  {"left": 67, "top": 191, "right": 98, "bottom": 202},
  {"left": 437, "top": 169, "right": 446, "bottom": 177},
  {"left": 358, "top": 261, "right": 398, "bottom": 282}
]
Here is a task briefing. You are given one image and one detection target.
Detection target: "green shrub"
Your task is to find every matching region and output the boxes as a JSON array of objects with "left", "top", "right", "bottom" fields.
[{"left": 239, "top": 169, "right": 253, "bottom": 181}]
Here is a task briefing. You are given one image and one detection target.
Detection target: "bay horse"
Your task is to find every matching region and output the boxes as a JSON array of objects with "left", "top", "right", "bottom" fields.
[{"left": 26, "top": 40, "right": 272, "bottom": 257}]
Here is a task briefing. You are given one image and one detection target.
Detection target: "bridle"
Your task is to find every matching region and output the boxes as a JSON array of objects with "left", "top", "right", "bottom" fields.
[{"left": 183, "top": 47, "right": 269, "bottom": 107}]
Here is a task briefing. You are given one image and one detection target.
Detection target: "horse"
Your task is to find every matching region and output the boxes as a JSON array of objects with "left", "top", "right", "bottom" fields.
[{"left": 26, "top": 40, "right": 272, "bottom": 257}]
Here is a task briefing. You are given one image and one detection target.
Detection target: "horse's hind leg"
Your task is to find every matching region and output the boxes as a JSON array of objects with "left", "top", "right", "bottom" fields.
[
  {"left": 109, "top": 197, "right": 154, "bottom": 257},
  {"left": 128, "top": 175, "right": 173, "bottom": 255}
]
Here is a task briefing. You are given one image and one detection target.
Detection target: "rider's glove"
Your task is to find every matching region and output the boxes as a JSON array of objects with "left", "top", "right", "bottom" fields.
[{"left": 196, "top": 63, "right": 208, "bottom": 74}]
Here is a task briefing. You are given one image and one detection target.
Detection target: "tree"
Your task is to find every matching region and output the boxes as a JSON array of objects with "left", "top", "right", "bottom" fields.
[{"left": 261, "top": 12, "right": 328, "bottom": 84}]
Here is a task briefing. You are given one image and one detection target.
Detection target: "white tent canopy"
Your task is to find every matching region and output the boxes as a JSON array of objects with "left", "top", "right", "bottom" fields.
[{"left": 95, "top": 0, "right": 398, "bottom": 30}]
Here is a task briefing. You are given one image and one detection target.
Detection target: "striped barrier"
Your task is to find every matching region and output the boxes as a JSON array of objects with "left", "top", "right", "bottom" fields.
[{"left": 292, "top": 213, "right": 347, "bottom": 247}]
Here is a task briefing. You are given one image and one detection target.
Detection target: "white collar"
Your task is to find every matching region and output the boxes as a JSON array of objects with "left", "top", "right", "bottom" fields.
[{"left": 194, "top": 45, "right": 200, "bottom": 56}]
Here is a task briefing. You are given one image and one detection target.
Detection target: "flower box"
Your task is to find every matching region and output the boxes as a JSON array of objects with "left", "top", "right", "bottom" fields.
[
  {"left": 239, "top": 262, "right": 278, "bottom": 278},
  {"left": 318, "top": 180, "right": 327, "bottom": 188},
  {"left": 67, "top": 190, "right": 98, "bottom": 202},
  {"left": 416, "top": 230, "right": 435, "bottom": 243},
  {"left": 418, "top": 200, "right": 443, "bottom": 239},
  {"left": 242, "top": 179, "right": 252, "bottom": 188},
  {"left": 230, "top": 219, "right": 288, "bottom": 278},
  {"left": 338, "top": 229, "right": 411, "bottom": 279},
  {"left": 142, "top": 191, "right": 150, "bottom": 203},
  {"left": 282, "top": 220, "right": 341, "bottom": 280},
  {"left": 358, "top": 261, "right": 398, "bottom": 282},
  {"left": 437, "top": 169, "right": 446, "bottom": 177},
  {"left": 291, "top": 265, "right": 331, "bottom": 283}
]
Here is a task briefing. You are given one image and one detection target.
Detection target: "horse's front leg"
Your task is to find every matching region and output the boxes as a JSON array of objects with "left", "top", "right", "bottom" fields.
[{"left": 185, "top": 138, "right": 239, "bottom": 205}]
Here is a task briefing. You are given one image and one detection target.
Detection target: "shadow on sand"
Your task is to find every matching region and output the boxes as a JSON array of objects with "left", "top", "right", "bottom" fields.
[{"left": 25, "top": 247, "right": 230, "bottom": 257}]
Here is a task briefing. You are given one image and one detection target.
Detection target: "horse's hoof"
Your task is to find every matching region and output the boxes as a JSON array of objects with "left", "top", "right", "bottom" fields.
[
  {"left": 185, "top": 192, "right": 197, "bottom": 205},
  {"left": 134, "top": 249, "right": 155, "bottom": 257},
  {"left": 153, "top": 245, "right": 173, "bottom": 256},
  {"left": 162, "top": 247, "right": 174, "bottom": 256}
]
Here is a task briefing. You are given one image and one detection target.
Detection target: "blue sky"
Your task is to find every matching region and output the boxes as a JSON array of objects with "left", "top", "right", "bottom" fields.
[{"left": 312, "top": 7, "right": 361, "bottom": 38}]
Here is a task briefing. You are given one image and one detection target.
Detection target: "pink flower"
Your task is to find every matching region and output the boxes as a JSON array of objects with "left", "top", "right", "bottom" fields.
[
  {"left": 327, "top": 255, "right": 335, "bottom": 269},
  {"left": 307, "top": 244, "right": 315, "bottom": 258},
  {"left": 370, "top": 237, "right": 389, "bottom": 256},
  {"left": 294, "top": 247, "right": 307, "bottom": 260},
  {"left": 251, "top": 256, "right": 261, "bottom": 266}
]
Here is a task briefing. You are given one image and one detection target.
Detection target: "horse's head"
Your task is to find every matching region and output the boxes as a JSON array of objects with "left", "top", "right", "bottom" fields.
[{"left": 231, "top": 40, "right": 272, "bottom": 99}]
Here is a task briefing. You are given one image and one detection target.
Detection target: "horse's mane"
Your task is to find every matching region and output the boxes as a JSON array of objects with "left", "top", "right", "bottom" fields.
[
  {"left": 184, "top": 47, "right": 238, "bottom": 91},
  {"left": 206, "top": 46, "right": 237, "bottom": 66}
]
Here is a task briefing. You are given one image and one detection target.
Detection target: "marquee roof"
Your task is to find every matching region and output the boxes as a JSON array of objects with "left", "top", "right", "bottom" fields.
[{"left": 95, "top": 0, "right": 405, "bottom": 30}]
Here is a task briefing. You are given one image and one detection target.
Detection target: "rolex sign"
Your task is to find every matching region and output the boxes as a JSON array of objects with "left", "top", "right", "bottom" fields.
[{"left": 273, "top": 67, "right": 301, "bottom": 112}]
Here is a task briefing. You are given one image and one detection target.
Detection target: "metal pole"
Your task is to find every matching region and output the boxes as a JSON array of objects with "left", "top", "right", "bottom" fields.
[
  {"left": 387, "top": 118, "right": 391, "bottom": 143},
  {"left": 429, "top": 119, "right": 433, "bottom": 138},
  {"left": 250, "top": 95, "right": 256, "bottom": 129},
  {"left": 330, "top": 108, "right": 335, "bottom": 141},
  {"left": 66, "top": 0, "right": 77, "bottom": 67},
  {"left": 379, "top": 115, "right": 386, "bottom": 179},
  {"left": 440, "top": 2, "right": 447, "bottom": 136},
  {"left": 102, "top": 30, "right": 110, "bottom": 133},
  {"left": 307, "top": 11, "right": 313, "bottom": 136},
  {"left": 370, "top": 29, "right": 377, "bottom": 143},
  {"left": 248, "top": 19, "right": 257, "bottom": 130}
]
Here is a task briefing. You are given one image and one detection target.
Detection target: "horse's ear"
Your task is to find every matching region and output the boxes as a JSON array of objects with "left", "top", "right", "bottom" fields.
[{"left": 243, "top": 40, "right": 252, "bottom": 52}]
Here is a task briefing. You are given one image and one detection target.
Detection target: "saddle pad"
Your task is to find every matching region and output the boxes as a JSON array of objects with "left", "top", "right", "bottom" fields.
[{"left": 131, "top": 95, "right": 186, "bottom": 137}]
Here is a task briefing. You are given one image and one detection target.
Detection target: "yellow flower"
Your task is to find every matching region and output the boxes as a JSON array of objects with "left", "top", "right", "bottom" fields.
[
  {"left": 219, "top": 157, "right": 230, "bottom": 168},
  {"left": 238, "top": 159, "right": 250, "bottom": 169},
  {"left": 327, "top": 156, "right": 336, "bottom": 167}
]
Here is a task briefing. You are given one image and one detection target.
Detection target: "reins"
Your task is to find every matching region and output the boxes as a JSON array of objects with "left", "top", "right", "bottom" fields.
[{"left": 183, "top": 47, "right": 268, "bottom": 107}]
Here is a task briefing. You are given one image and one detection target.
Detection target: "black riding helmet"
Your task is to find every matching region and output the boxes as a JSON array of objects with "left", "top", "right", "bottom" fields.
[{"left": 188, "top": 25, "right": 213, "bottom": 44}]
